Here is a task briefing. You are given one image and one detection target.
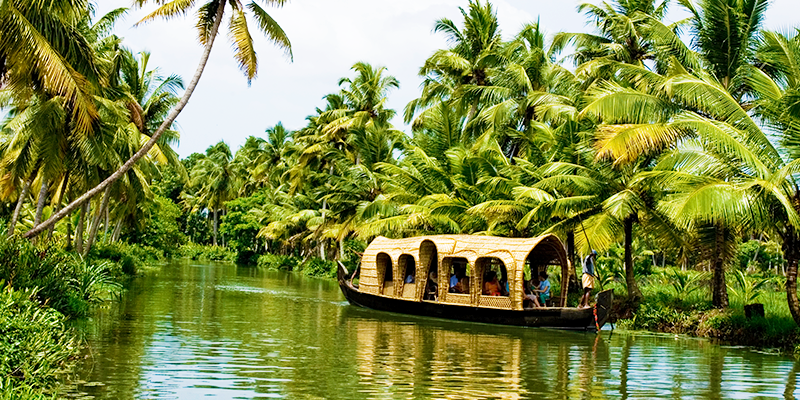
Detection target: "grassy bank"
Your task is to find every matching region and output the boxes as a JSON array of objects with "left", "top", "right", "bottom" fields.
[
  {"left": 0, "top": 237, "right": 154, "bottom": 398},
  {"left": 178, "top": 244, "right": 344, "bottom": 279},
  {"left": 605, "top": 268, "right": 800, "bottom": 354}
]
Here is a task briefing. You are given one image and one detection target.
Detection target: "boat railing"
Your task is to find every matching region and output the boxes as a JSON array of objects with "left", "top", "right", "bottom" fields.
[
  {"left": 442, "top": 293, "right": 471, "bottom": 305},
  {"left": 401, "top": 283, "right": 416, "bottom": 298},
  {"left": 479, "top": 296, "right": 512, "bottom": 309}
]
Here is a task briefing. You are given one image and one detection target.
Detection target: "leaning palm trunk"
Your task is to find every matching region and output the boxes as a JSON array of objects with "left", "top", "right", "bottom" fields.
[
  {"left": 8, "top": 172, "right": 36, "bottom": 237},
  {"left": 74, "top": 201, "right": 89, "bottom": 254},
  {"left": 23, "top": 1, "right": 228, "bottom": 239},
  {"left": 623, "top": 216, "right": 642, "bottom": 301},
  {"left": 111, "top": 216, "right": 123, "bottom": 243},
  {"left": 83, "top": 185, "right": 112, "bottom": 256},
  {"left": 48, "top": 174, "right": 70, "bottom": 239},
  {"left": 33, "top": 180, "right": 49, "bottom": 227}
]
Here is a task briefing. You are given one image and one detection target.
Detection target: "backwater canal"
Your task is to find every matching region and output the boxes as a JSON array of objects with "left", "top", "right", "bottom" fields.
[{"left": 67, "top": 260, "right": 800, "bottom": 399}]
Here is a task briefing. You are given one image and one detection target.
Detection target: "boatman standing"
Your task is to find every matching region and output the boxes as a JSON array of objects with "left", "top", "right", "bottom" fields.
[{"left": 579, "top": 250, "right": 597, "bottom": 308}]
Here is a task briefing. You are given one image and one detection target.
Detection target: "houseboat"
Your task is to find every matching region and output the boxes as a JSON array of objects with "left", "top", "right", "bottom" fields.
[{"left": 337, "top": 234, "right": 613, "bottom": 331}]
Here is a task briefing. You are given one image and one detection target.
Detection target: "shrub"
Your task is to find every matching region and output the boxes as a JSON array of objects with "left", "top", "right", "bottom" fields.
[
  {"left": 0, "top": 237, "right": 122, "bottom": 318},
  {"left": 256, "top": 254, "right": 299, "bottom": 271},
  {"left": 0, "top": 284, "right": 78, "bottom": 393},
  {"left": 178, "top": 243, "right": 236, "bottom": 263},
  {"left": 88, "top": 242, "right": 164, "bottom": 275},
  {"left": 298, "top": 258, "right": 337, "bottom": 279}
]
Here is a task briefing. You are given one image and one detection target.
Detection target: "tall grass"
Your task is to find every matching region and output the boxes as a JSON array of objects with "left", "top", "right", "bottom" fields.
[
  {"left": 0, "top": 284, "right": 78, "bottom": 398},
  {"left": 613, "top": 266, "right": 800, "bottom": 352}
]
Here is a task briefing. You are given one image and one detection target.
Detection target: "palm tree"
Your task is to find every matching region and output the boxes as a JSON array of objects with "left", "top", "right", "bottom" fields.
[
  {"left": 0, "top": 0, "right": 100, "bottom": 141},
  {"left": 189, "top": 142, "right": 240, "bottom": 246},
  {"left": 24, "top": 0, "right": 293, "bottom": 239},
  {"left": 404, "top": 0, "right": 503, "bottom": 128}
]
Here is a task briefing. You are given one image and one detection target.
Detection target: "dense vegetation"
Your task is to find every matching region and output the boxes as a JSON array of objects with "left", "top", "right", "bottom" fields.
[{"left": 3, "top": 0, "right": 800, "bottom": 395}]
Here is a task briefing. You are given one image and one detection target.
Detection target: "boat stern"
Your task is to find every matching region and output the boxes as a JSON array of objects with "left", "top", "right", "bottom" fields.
[{"left": 594, "top": 289, "right": 614, "bottom": 330}]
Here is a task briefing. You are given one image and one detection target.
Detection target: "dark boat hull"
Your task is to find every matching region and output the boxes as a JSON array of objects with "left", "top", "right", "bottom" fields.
[{"left": 337, "top": 263, "right": 613, "bottom": 331}]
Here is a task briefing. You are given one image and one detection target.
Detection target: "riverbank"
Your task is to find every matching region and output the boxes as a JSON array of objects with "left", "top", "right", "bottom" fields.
[
  {"left": 606, "top": 271, "right": 800, "bottom": 355},
  {"left": 178, "top": 244, "right": 344, "bottom": 279},
  {"left": 0, "top": 237, "right": 159, "bottom": 398}
]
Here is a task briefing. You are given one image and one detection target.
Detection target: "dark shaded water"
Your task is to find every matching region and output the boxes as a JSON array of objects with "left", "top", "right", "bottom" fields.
[{"left": 66, "top": 260, "right": 800, "bottom": 399}]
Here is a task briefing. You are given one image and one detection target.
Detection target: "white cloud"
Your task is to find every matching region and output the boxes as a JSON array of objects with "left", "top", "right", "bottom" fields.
[{"left": 97, "top": 0, "right": 796, "bottom": 157}]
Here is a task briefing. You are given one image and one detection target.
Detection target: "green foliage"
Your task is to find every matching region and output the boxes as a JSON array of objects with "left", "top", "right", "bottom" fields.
[
  {"left": 89, "top": 242, "right": 165, "bottom": 275},
  {"left": 178, "top": 243, "right": 236, "bottom": 263},
  {"left": 0, "top": 284, "right": 78, "bottom": 393},
  {"left": 662, "top": 269, "right": 709, "bottom": 297},
  {"left": 727, "top": 270, "right": 769, "bottom": 305},
  {"left": 736, "top": 240, "right": 785, "bottom": 273},
  {"left": 256, "top": 254, "right": 299, "bottom": 271},
  {"left": 298, "top": 258, "right": 338, "bottom": 279},
  {"left": 219, "top": 190, "right": 266, "bottom": 255},
  {"left": 0, "top": 237, "right": 123, "bottom": 318},
  {"left": 123, "top": 195, "right": 185, "bottom": 257}
]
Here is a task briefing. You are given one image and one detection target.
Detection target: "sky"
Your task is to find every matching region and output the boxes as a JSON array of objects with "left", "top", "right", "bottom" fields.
[{"left": 96, "top": 0, "right": 800, "bottom": 158}]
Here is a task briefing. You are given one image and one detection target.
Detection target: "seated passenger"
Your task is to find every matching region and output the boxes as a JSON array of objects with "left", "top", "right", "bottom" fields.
[
  {"left": 424, "top": 271, "right": 438, "bottom": 301},
  {"left": 528, "top": 271, "right": 551, "bottom": 307},
  {"left": 405, "top": 273, "right": 415, "bottom": 284},
  {"left": 454, "top": 276, "right": 470, "bottom": 294},
  {"left": 483, "top": 271, "right": 502, "bottom": 296}
]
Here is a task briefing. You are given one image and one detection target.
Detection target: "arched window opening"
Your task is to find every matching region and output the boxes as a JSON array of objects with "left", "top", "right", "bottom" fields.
[
  {"left": 445, "top": 257, "right": 471, "bottom": 294},
  {"left": 524, "top": 237, "right": 567, "bottom": 307},
  {"left": 377, "top": 253, "right": 394, "bottom": 296},
  {"left": 479, "top": 258, "right": 509, "bottom": 297},
  {"left": 399, "top": 254, "right": 416, "bottom": 298},
  {"left": 421, "top": 240, "right": 439, "bottom": 301}
]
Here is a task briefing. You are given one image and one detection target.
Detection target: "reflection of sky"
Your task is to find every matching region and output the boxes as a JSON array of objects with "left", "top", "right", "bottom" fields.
[
  {"left": 73, "top": 262, "right": 800, "bottom": 399},
  {"left": 137, "top": 320, "right": 290, "bottom": 399}
]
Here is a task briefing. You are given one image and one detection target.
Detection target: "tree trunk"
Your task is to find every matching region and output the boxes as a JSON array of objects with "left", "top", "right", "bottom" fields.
[
  {"left": 83, "top": 185, "right": 112, "bottom": 256},
  {"left": 112, "top": 217, "right": 123, "bottom": 243},
  {"left": 212, "top": 208, "right": 218, "bottom": 246},
  {"left": 103, "top": 206, "right": 110, "bottom": 243},
  {"left": 23, "top": 0, "right": 228, "bottom": 239},
  {"left": 65, "top": 215, "right": 72, "bottom": 250},
  {"left": 8, "top": 171, "right": 35, "bottom": 236},
  {"left": 566, "top": 230, "right": 578, "bottom": 291},
  {"left": 712, "top": 223, "right": 729, "bottom": 309},
  {"left": 74, "top": 201, "right": 89, "bottom": 254},
  {"left": 783, "top": 226, "right": 800, "bottom": 326},
  {"left": 624, "top": 216, "right": 642, "bottom": 301},
  {"left": 48, "top": 174, "right": 69, "bottom": 239},
  {"left": 33, "top": 179, "right": 49, "bottom": 228}
]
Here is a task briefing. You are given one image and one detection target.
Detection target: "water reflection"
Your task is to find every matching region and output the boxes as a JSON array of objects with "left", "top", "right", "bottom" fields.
[{"left": 68, "top": 260, "right": 800, "bottom": 399}]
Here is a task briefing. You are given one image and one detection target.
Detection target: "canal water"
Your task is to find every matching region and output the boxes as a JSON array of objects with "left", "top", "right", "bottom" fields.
[{"left": 67, "top": 260, "right": 800, "bottom": 399}]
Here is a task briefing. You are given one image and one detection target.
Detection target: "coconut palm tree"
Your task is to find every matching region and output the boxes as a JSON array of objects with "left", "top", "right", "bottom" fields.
[
  {"left": 404, "top": 0, "right": 503, "bottom": 128},
  {"left": 24, "top": 0, "right": 293, "bottom": 239},
  {"left": 189, "top": 142, "right": 240, "bottom": 246}
]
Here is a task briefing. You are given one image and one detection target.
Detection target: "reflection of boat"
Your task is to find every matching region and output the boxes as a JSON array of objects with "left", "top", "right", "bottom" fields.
[{"left": 337, "top": 234, "right": 612, "bottom": 331}]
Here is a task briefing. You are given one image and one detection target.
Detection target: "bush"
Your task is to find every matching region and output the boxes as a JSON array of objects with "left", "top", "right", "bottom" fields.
[
  {"left": 178, "top": 243, "right": 236, "bottom": 263},
  {"left": 256, "top": 254, "right": 299, "bottom": 271},
  {"left": 0, "top": 237, "right": 123, "bottom": 318},
  {"left": 298, "top": 258, "right": 337, "bottom": 279},
  {"left": 0, "top": 284, "right": 78, "bottom": 394},
  {"left": 88, "top": 242, "right": 164, "bottom": 275},
  {"left": 122, "top": 195, "right": 185, "bottom": 257}
]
